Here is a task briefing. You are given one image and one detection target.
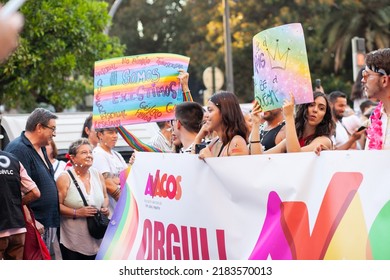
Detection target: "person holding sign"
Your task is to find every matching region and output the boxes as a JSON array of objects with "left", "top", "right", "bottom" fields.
[
  {"left": 249, "top": 107, "right": 285, "bottom": 152},
  {"left": 194, "top": 91, "right": 249, "bottom": 158},
  {"left": 251, "top": 91, "right": 335, "bottom": 154}
]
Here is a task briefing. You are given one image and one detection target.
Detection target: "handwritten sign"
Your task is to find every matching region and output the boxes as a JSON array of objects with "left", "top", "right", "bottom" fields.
[
  {"left": 253, "top": 23, "right": 313, "bottom": 111},
  {"left": 93, "top": 53, "right": 190, "bottom": 128}
]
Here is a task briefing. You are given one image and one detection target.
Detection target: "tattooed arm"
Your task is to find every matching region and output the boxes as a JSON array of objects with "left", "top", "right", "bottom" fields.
[{"left": 102, "top": 172, "right": 121, "bottom": 201}]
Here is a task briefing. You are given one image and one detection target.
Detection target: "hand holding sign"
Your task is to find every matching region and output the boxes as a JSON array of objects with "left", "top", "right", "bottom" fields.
[{"left": 282, "top": 93, "right": 295, "bottom": 120}]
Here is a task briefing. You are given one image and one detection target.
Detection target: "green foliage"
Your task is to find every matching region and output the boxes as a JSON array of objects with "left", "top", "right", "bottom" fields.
[
  {"left": 0, "top": 0, "right": 124, "bottom": 112},
  {"left": 109, "top": 0, "right": 190, "bottom": 56},
  {"left": 320, "top": 0, "right": 390, "bottom": 72}
]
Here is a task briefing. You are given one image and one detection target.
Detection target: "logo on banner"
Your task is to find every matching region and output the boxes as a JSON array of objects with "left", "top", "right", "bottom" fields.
[
  {"left": 249, "top": 172, "right": 365, "bottom": 260},
  {"left": 144, "top": 169, "right": 182, "bottom": 200}
]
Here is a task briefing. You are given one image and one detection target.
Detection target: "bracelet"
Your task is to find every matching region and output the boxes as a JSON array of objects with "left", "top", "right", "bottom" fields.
[
  {"left": 250, "top": 140, "right": 261, "bottom": 144},
  {"left": 112, "top": 187, "right": 121, "bottom": 198},
  {"left": 73, "top": 208, "right": 77, "bottom": 219}
]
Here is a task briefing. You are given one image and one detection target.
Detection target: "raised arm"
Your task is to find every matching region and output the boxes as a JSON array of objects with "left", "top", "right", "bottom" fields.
[
  {"left": 249, "top": 100, "right": 263, "bottom": 155},
  {"left": 283, "top": 94, "right": 301, "bottom": 153},
  {"left": 178, "top": 69, "right": 193, "bottom": 102}
]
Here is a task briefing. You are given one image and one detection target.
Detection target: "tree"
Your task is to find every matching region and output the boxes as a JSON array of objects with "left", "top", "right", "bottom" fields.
[
  {"left": 108, "top": 0, "right": 206, "bottom": 100},
  {"left": 109, "top": 0, "right": 191, "bottom": 56},
  {"left": 320, "top": 0, "right": 390, "bottom": 73},
  {"left": 0, "top": 0, "right": 124, "bottom": 112}
]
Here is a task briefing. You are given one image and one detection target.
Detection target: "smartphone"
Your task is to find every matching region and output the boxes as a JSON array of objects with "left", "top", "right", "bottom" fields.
[
  {"left": 195, "top": 143, "right": 207, "bottom": 154},
  {"left": 357, "top": 126, "right": 367, "bottom": 132},
  {"left": 315, "top": 79, "right": 321, "bottom": 88},
  {"left": 0, "top": 0, "right": 26, "bottom": 19}
]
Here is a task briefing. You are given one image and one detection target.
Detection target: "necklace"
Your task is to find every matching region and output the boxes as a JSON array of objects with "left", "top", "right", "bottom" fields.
[
  {"left": 366, "top": 102, "right": 383, "bottom": 150},
  {"left": 260, "top": 121, "right": 285, "bottom": 140},
  {"left": 75, "top": 169, "right": 90, "bottom": 181}
]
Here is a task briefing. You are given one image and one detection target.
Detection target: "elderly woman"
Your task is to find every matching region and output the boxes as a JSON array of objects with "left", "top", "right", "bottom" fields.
[{"left": 56, "top": 138, "right": 109, "bottom": 260}]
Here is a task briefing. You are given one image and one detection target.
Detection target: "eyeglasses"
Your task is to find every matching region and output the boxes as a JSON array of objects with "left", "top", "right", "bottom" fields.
[
  {"left": 362, "top": 65, "right": 388, "bottom": 81},
  {"left": 170, "top": 119, "right": 177, "bottom": 126},
  {"left": 41, "top": 123, "right": 56, "bottom": 133},
  {"left": 362, "top": 69, "right": 383, "bottom": 79},
  {"left": 367, "top": 65, "right": 388, "bottom": 76}
]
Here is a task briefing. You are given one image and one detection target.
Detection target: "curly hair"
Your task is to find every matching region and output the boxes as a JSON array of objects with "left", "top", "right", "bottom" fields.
[
  {"left": 365, "top": 48, "right": 390, "bottom": 75},
  {"left": 294, "top": 91, "right": 335, "bottom": 146},
  {"left": 209, "top": 91, "right": 248, "bottom": 145}
]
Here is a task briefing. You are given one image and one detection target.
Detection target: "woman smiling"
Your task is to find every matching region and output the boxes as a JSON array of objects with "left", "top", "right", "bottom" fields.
[
  {"left": 194, "top": 91, "right": 249, "bottom": 159},
  {"left": 56, "top": 138, "right": 109, "bottom": 260}
]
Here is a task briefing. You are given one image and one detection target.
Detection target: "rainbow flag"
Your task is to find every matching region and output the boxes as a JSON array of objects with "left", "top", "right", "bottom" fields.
[
  {"left": 93, "top": 53, "right": 190, "bottom": 128},
  {"left": 96, "top": 166, "right": 139, "bottom": 260}
]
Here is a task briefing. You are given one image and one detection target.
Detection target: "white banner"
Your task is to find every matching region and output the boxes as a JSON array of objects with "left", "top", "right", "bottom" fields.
[{"left": 97, "top": 150, "right": 390, "bottom": 260}]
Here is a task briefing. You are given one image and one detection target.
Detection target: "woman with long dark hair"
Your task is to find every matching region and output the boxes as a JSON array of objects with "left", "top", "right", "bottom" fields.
[
  {"left": 194, "top": 91, "right": 249, "bottom": 158},
  {"left": 251, "top": 91, "right": 335, "bottom": 154}
]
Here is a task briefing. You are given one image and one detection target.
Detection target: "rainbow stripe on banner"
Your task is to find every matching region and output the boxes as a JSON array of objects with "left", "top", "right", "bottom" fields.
[
  {"left": 93, "top": 53, "right": 190, "bottom": 128},
  {"left": 253, "top": 23, "right": 313, "bottom": 111},
  {"left": 96, "top": 166, "right": 139, "bottom": 260}
]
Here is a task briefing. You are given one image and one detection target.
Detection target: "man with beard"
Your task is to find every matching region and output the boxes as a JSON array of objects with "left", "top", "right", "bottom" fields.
[
  {"left": 362, "top": 48, "right": 390, "bottom": 150},
  {"left": 249, "top": 104, "right": 286, "bottom": 152},
  {"left": 329, "top": 91, "right": 365, "bottom": 150}
]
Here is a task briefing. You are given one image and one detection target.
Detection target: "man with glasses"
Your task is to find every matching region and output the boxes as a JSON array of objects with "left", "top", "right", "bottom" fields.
[
  {"left": 362, "top": 48, "right": 390, "bottom": 150},
  {"left": 147, "top": 121, "right": 173, "bottom": 152},
  {"left": 5, "top": 108, "right": 60, "bottom": 258}
]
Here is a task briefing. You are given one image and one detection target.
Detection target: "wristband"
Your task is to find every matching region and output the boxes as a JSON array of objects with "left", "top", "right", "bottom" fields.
[
  {"left": 112, "top": 187, "right": 121, "bottom": 198},
  {"left": 250, "top": 140, "right": 261, "bottom": 144}
]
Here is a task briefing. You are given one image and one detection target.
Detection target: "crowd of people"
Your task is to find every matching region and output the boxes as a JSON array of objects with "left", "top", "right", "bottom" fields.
[{"left": 1, "top": 6, "right": 389, "bottom": 261}]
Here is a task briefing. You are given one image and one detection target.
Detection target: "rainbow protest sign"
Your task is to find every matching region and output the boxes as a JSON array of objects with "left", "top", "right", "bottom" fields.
[
  {"left": 93, "top": 53, "right": 190, "bottom": 128},
  {"left": 253, "top": 23, "right": 313, "bottom": 111}
]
